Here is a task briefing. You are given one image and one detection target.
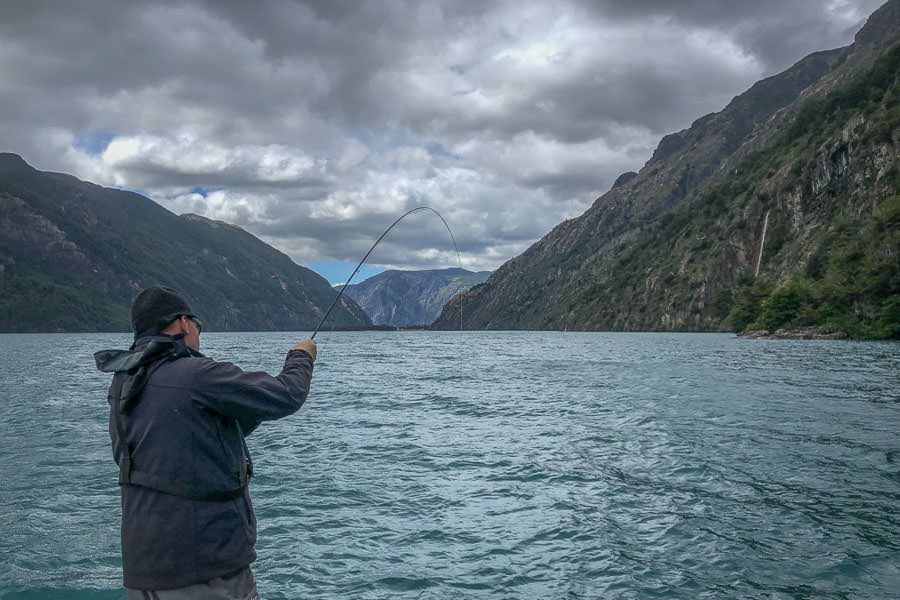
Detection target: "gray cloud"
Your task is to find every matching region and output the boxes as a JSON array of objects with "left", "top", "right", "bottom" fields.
[
  {"left": 580, "top": 0, "right": 884, "bottom": 69},
  {"left": 0, "top": 0, "right": 886, "bottom": 274}
]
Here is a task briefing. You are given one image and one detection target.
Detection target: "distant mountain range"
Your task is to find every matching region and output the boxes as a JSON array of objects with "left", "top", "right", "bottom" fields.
[
  {"left": 433, "top": 0, "right": 900, "bottom": 339},
  {"left": 337, "top": 268, "right": 490, "bottom": 327},
  {"left": 0, "top": 153, "right": 370, "bottom": 332}
]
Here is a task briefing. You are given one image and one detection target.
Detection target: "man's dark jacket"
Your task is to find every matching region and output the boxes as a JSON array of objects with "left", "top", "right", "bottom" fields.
[{"left": 95, "top": 334, "right": 314, "bottom": 590}]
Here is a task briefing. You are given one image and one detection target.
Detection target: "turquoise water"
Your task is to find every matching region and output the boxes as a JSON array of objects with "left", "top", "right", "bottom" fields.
[{"left": 1, "top": 332, "right": 898, "bottom": 599}]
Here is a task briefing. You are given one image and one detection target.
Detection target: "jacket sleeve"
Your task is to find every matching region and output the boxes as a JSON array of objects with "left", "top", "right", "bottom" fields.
[{"left": 190, "top": 349, "right": 314, "bottom": 434}]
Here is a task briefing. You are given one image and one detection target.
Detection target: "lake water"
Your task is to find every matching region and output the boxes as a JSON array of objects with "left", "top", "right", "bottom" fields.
[{"left": 0, "top": 331, "right": 898, "bottom": 599}]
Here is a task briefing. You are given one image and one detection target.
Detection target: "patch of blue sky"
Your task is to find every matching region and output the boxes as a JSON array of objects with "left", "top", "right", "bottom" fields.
[
  {"left": 112, "top": 186, "right": 151, "bottom": 197},
  {"left": 187, "top": 186, "right": 226, "bottom": 198},
  {"left": 424, "top": 141, "right": 457, "bottom": 158},
  {"left": 305, "top": 261, "right": 387, "bottom": 287},
  {"left": 73, "top": 130, "right": 114, "bottom": 155}
]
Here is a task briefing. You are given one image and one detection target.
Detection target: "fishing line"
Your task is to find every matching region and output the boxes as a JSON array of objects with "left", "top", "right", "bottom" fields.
[{"left": 311, "top": 206, "right": 463, "bottom": 339}]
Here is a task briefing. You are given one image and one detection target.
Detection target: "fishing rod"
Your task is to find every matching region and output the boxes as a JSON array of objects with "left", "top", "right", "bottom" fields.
[{"left": 311, "top": 206, "right": 463, "bottom": 339}]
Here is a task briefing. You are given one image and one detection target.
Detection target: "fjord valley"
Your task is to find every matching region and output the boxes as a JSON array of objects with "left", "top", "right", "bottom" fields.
[
  {"left": 338, "top": 268, "right": 490, "bottom": 327},
  {"left": 2, "top": 2, "right": 898, "bottom": 338}
]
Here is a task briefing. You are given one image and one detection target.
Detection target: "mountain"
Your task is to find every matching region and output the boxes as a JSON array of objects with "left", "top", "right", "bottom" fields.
[
  {"left": 337, "top": 268, "right": 490, "bottom": 327},
  {"left": 433, "top": 0, "right": 900, "bottom": 339},
  {"left": 0, "top": 154, "right": 371, "bottom": 332}
]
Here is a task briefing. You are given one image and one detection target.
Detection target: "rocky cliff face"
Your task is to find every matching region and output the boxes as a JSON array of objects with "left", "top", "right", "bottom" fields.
[
  {"left": 339, "top": 268, "right": 490, "bottom": 327},
  {"left": 433, "top": 1, "right": 900, "bottom": 338},
  {"left": 0, "top": 154, "right": 371, "bottom": 332}
]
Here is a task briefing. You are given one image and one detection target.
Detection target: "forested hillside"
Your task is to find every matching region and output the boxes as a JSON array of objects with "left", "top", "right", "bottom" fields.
[
  {"left": 0, "top": 154, "right": 371, "bottom": 332},
  {"left": 433, "top": 1, "right": 899, "bottom": 339}
]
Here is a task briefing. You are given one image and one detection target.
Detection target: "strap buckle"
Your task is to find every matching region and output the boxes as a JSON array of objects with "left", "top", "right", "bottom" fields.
[{"left": 118, "top": 455, "right": 133, "bottom": 485}]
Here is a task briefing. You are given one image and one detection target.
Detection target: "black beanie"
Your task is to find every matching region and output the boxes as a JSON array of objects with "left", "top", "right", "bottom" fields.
[{"left": 131, "top": 286, "right": 196, "bottom": 339}]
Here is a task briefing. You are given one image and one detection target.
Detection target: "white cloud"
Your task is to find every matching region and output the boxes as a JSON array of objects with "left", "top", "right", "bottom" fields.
[{"left": 0, "top": 0, "right": 884, "bottom": 274}]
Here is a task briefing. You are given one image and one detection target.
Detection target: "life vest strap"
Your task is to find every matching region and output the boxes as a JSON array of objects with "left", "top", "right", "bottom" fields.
[{"left": 118, "top": 457, "right": 247, "bottom": 502}]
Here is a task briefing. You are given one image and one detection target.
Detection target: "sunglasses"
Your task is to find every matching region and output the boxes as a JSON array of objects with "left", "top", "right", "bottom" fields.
[{"left": 187, "top": 315, "right": 203, "bottom": 333}]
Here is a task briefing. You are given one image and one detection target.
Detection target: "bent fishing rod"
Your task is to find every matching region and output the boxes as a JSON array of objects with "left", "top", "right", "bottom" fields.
[{"left": 311, "top": 206, "right": 463, "bottom": 339}]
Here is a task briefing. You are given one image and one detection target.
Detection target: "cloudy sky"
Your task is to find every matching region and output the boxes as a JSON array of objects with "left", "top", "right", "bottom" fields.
[{"left": 0, "top": 0, "right": 886, "bottom": 284}]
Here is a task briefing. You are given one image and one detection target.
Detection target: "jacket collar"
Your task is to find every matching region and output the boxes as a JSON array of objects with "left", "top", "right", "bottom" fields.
[{"left": 95, "top": 334, "right": 201, "bottom": 374}]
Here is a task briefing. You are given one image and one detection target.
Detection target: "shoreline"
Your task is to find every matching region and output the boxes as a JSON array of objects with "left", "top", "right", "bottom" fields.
[{"left": 738, "top": 327, "right": 849, "bottom": 340}]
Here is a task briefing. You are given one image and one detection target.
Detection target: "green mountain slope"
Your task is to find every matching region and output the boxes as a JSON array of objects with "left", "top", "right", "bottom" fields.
[
  {"left": 433, "top": 1, "right": 900, "bottom": 338},
  {"left": 0, "top": 154, "right": 371, "bottom": 332},
  {"left": 338, "top": 268, "right": 490, "bottom": 327}
]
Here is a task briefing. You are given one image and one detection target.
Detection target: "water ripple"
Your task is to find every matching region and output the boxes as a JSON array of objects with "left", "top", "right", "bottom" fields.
[{"left": 1, "top": 332, "right": 898, "bottom": 598}]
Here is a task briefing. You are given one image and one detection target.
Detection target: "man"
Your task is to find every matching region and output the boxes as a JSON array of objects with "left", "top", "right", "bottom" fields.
[{"left": 95, "top": 286, "right": 317, "bottom": 599}]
